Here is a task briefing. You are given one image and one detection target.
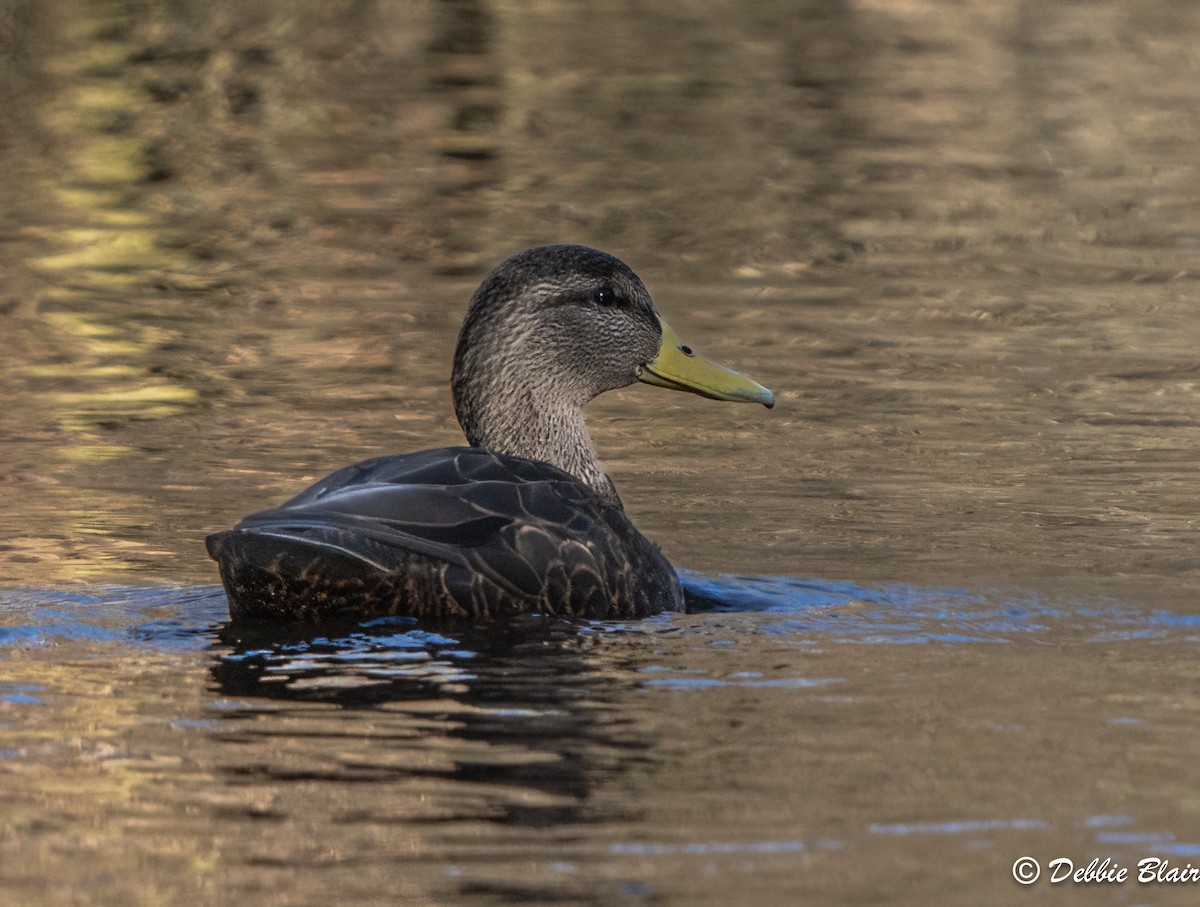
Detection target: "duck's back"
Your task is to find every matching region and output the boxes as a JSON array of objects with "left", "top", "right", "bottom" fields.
[{"left": 206, "top": 447, "right": 683, "bottom": 623}]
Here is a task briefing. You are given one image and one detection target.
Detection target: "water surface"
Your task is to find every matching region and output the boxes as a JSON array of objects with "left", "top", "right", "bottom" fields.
[{"left": 2, "top": 1, "right": 1199, "bottom": 904}]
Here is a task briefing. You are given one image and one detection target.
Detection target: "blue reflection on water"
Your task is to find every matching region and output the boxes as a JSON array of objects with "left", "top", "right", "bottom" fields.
[
  {"left": 679, "top": 571, "right": 1183, "bottom": 645},
  {"left": 0, "top": 585, "right": 227, "bottom": 650},
  {"left": 1084, "top": 815, "right": 1136, "bottom": 828},
  {"left": 0, "top": 571, "right": 1179, "bottom": 654},
  {"left": 1159, "top": 843, "right": 1200, "bottom": 857},
  {"left": 869, "top": 818, "right": 1047, "bottom": 836}
]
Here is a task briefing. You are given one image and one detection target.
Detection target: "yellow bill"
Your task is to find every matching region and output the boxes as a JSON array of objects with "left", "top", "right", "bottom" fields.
[{"left": 638, "top": 318, "right": 775, "bottom": 408}]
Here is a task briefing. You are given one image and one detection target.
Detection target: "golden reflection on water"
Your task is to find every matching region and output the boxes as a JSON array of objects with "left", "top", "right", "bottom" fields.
[
  {"left": 2, "top": 3, "right": 1200, "bottom": 899},
  {"left": 1, "top": 640, "right": 221, "bottom": 902},
  {"left": 0, "top": 0, "right": 1197, "bottom": 599}
]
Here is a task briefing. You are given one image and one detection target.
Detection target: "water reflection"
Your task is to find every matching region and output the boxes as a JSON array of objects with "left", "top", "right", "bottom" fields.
[
  {"left": 2, "top": 579, "right": 1199, "bottom": 903},
  {"left": 1, "top": 0, "right": 1197, "bottom": 600},
  {"left": 208, "top": 615, "right": 655, "bottom": 889},
  {"left": 0, "top": 570, "right": 1168, "bottom": 650},
  {"left": 4, "top": 0, "right": 1200, "bottom": 901},
  {"left": 205, "top": 612, "right": 674, "bottom": 902}
]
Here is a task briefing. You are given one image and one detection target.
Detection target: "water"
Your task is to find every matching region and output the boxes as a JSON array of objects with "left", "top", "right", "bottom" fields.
[
  {"left": 2, "top": 0, "right": 1200, "bottom": 903},
  {"left": 3, "top": 581, "right": 1199, "bottom": 905}
]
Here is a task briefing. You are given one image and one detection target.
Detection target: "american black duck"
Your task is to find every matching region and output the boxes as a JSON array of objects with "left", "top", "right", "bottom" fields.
[{"left": 207, "top": 245, "right": 773, "bottom": 623}]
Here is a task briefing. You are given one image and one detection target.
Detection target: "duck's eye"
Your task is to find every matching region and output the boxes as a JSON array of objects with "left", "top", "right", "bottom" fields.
[{"left": 593, "top": 287, "right": 619, "bottom": 307}]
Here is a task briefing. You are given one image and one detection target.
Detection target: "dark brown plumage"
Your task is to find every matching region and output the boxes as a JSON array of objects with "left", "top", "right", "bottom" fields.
[{"left": 207, "top": 245, "right": 773, "bottom": 623}]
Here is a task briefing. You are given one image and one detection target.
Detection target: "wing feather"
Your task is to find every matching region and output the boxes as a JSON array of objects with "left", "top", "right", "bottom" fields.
[{"left": 206, "top": 447, "right": 679, "bottom": 620}]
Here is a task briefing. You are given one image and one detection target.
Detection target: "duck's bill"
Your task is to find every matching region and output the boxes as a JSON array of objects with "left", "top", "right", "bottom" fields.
[{"left": 638, "top": 318, "right": 775, "bottom": 408}]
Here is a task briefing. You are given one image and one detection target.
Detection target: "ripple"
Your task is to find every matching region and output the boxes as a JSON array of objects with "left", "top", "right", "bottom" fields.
[
  {"left": 0, "top": 575, "right": 1182, "bottom": 659},
  {"left": 869, "top": 818, "right": 1047, "bottom": 836},
  {"left": 679, "top": 571, "right": 1176, "bottom": 645}
]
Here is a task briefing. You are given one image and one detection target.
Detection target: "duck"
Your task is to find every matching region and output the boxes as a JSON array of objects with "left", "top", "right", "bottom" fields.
[{"left": 206, "top": 245, "right": 774, "bottom": 623}]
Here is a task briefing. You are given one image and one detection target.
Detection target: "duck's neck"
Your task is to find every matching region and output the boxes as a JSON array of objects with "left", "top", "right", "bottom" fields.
[{"left": 454, "top": 374, "right": 621, "bottom": 506}]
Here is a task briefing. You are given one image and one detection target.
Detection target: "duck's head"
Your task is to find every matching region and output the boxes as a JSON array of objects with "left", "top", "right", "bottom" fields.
[{"left": 451, "top": 245, "right": 774, "bottom": 495}]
